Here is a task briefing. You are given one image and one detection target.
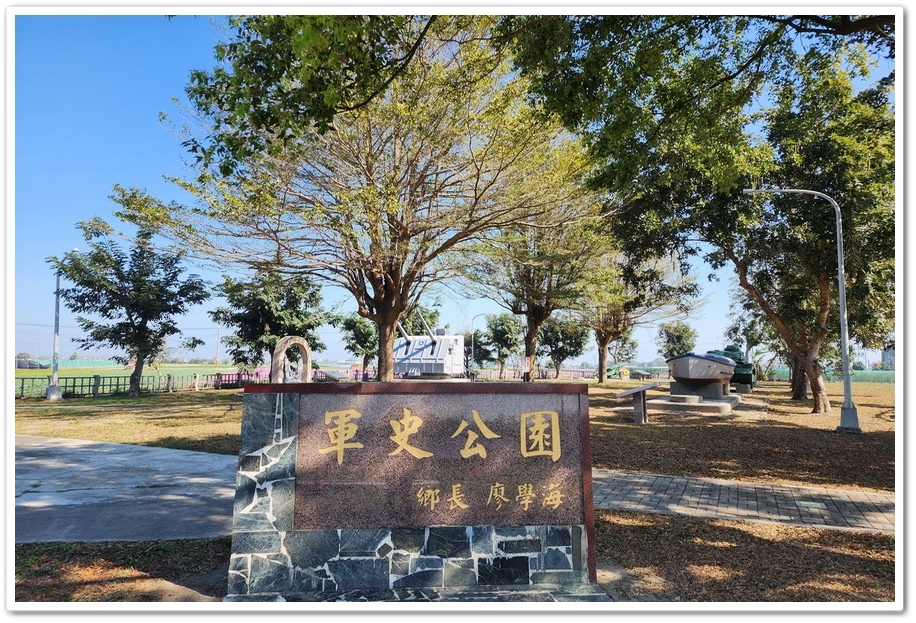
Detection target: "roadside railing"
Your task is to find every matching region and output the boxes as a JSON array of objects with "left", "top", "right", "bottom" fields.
[{"left": 14, "top": 369, "right": 374, "bottom": 399}]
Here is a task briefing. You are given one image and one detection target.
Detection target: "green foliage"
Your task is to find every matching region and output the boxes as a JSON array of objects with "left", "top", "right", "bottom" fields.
[
  {"left": 463, "top": 329, "right": 494, "bottom": 371},
  {"left": 724, "top": 289, "right": 782, "bottom": 361},
  {"left": 186, "top": 15, "right": 439, "bottom": 174},
  {"left": 208, "top": 272, "right": 326, "bottom": 370},
  {"left": 655, "top": 321, "right": 698, "bottom": 360},
  {"left": 47, "top": 225, "right": 210, "bottom": 396},
  {"left": 536, "top": 315, "right": 590, "bottom": 376},
  {"left": 464, "top": 207, "right": 603, "bottom": 381},
  {"left": 499, "top": 15, "right": 893, "bottom": 194},
  {"left": 330, "top": 313, "right": 378, "bottom": 378},
  {"left": 608, "top": 334, "right": 638, "bottom": 365},
  {"left": 509, "top": 25, "right": 893, "bottom": 410},
  {"left": 126, "top": 17, "right": 595, "bottom": 382},
  {"left": 484, "top": 313, "right": 524, "bottom": 373},
  {"left": 572, "top": 250, "right": 697, "bottom": 382},
  {"left": 399, "top": 303, "right": 442, "bottom": 336}
]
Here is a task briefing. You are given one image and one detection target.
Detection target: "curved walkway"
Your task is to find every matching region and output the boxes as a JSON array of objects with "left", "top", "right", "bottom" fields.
[{"left": 592, "top": 469, "right": 895, "bottom": 533}]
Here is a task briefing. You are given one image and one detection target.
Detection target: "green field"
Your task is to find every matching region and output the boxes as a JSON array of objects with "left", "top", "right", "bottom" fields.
[{"left": 14, "top": 364, "right": 247, "bottom": 379}]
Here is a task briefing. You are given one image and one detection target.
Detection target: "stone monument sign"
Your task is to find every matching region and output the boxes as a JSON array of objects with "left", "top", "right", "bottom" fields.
[{"left": 225, "top": 380, "right": 603, "bottom": 601}]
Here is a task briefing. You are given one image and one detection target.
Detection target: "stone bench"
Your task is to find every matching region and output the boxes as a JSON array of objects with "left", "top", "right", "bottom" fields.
[{"left": 615, "top": 382, "right": 660, "bottom": 425}]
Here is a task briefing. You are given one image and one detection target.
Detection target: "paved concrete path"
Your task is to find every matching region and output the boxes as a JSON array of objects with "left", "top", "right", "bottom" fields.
[
  {"left": 13, "top": 437, "right": 895, "bottom": 544},
  {"left": 592, "top": 469, "right": 895, "bottom": 533},
  {"left": 14, "top": 436, "right": 237, "bottom": 543}
]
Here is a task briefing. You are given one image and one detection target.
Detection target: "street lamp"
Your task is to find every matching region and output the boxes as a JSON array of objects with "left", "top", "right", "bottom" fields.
[
  {"left": 46, "top": 248, "right": 78, "bottom": 401},
  {"left": 469, "top": 312, "right": 487, "bottom": 380},
  {"left": 743, "top": 188, "right": 861, "bottom": 433}
]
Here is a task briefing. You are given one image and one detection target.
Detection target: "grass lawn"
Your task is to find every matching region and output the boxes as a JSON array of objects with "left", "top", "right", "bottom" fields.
[{"left": 13, "top": 380, "right": 897, "bottom": 604}]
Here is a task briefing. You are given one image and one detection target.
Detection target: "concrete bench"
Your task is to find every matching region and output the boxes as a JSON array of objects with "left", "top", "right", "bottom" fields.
[{"left": 615, "top": 382, "right": 660, "bottom": 425}]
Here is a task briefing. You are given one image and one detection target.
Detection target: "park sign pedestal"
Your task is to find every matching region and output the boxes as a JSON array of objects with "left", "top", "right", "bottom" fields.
[{"left": 223, "top": 381, "right": 609, "bottom": 602}]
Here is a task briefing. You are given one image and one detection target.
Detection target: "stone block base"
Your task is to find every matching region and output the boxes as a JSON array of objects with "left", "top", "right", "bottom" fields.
[
  {"left": 227, "top": 524, "right": 591, "bottom": 600},
  {"left": 668, "top": 395, "right": 702, "bottom": 404},
  {"left": 648, "top": 396, "right": 741, "bottom": 414},
  {"left": 669, "top": 380, "right": 729, "bottom": 399}
]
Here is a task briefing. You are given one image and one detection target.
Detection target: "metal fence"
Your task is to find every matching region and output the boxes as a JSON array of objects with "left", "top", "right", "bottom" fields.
[
  {"left": 15, "top": 364, "right": 895, "bottom": 399},
  {"left": 13, "top": 369, "right": 378, "bottom": 399}
]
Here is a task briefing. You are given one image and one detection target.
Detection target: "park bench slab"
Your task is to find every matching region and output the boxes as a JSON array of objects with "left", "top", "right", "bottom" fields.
[{"left": 615, "top": 382, "right": 660, "bottom": 425}]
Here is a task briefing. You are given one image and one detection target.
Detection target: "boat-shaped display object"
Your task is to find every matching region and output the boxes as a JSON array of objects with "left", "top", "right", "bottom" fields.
[{"left": 665, "top": 352, "right": 736, "bottom": 388}]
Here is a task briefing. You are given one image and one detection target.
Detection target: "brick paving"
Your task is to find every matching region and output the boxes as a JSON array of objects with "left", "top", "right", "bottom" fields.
[{"left": 591, "top": 469, "right": 895, "bottom": 533}]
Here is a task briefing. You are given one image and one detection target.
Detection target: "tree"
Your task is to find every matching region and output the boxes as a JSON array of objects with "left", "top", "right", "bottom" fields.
[
  {"left": 572, "top": 252, "right": 699, "bottom": 383},
  {"left": 47, "top": 221, "right": 210, "bottom": 397},
  {"left": 331, "top": 313, "right": 379, "bottom": 380},
  {"left": 607, "top": 333, "right": 638, "bottom": 366},
  {"left": 655, "top": 321, "right": 698, "bottom": 361},
  {"left": 725, "top": 54, "right": 893, "bottom": 412},
  {"left": 502, "top": 18, "right": 895, "bottom": 413},
  {"left": 399, "top": 303, "right": 442, "bottom": 336},
  {"left": 484, "top": 313, "right": 524, "bottom": 380},
  {"left": 184, "top": 15, "right": 893, "bottom": 176},
  {"left": 462, "top": 329, "right": 494, "bottom": 373},
  {"left": 121, "top": 17, "right": 591, "bottom": 382},
  {"left": 185, "top": 15, "right": 442, "bottom": 173},
  {"left": 207, "top": 272, "right": 326, "bottom": 371},
  {"left": 536, "top": 315, "right": 590, "bottom": 378},
  {"left": 464, "top": 209, "right": 602, "bottom": 382},
  {"left": 724, "top": 289, "right": 776, "bottom": 364},
  {"left": 499, "top": 15, "right": 894, "bottom": 195}
]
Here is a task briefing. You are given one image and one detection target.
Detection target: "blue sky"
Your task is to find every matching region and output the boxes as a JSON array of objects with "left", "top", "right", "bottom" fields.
[{"left": 8, "top": 9, "right": 889, "bottom": 368}]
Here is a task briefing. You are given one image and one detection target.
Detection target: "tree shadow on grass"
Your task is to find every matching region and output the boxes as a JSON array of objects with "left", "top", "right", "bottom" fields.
[
  {"left": 593, "top": 511, "right": 895, "bottom": 602},
  {"left": 588, "top": 410, "right": 895, "bottom": 492},
  {"left": 14, "top": 538, "right": 232, "bottom": 602}
]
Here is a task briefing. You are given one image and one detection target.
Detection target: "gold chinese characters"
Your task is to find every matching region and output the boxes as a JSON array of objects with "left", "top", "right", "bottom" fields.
[{"left": 318, "top": 407, "right": 563, "bottom": 465}]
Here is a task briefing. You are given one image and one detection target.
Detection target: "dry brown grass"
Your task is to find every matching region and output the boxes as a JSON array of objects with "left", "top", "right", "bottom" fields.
[
  {"left": 13, "top": 380, "right": 897, "bottom": 604},
  {"left": 594, "top": 512, "right": 895, "bottom": 602},
  {"left": 14, "top": 390, "right": 245, "bottom": 455},
  {"left": 588, "top": 380, "right": 895, "bottom": 493}
]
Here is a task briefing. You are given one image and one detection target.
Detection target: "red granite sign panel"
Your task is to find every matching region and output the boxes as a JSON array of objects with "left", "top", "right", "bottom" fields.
[{"left": 293, "top": 388, "right": 588, "bottom": 529}]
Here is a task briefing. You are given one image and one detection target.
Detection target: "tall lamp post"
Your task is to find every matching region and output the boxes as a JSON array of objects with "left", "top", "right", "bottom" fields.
[
  {"left": 46, "top": 248, "right": 78, "bottom": 401},
  {"left": 743, "top": 188, "right": 861, "bottom": 434},
  {"left": 469, "top": 312, "right": 487, "bottom": 380}
]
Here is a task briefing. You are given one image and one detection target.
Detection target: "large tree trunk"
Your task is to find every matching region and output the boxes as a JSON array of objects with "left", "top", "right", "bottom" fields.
[
  {"left": 376, "top": 318, "right": 397, "bottom": 382},
  {"left": 803, "top": 355, "right": 832, "bottom": 414},
  {"left": 129, "top": 358, "right": 145, "bottom": 397},
  {"left": 595, "top": 332, "right": 611, "bottom": 384},
  {"left": 523, "top": 330, "right": 537, "bottom": 383},
  {"left": 521, "top": 310, "right": 551, "bottom": 383},
  {"left": 790, "top": 354, "right": 809, "bottom": 400}
]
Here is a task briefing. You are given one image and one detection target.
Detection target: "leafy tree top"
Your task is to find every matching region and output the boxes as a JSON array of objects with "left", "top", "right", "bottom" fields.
[{"left": 47, "top": 221, "right": 210, "bottom": 394}]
